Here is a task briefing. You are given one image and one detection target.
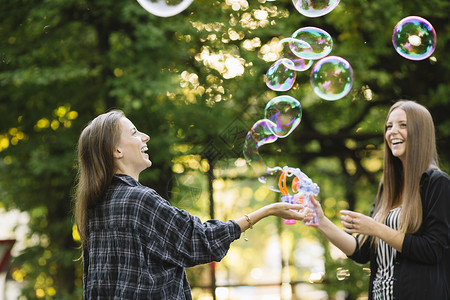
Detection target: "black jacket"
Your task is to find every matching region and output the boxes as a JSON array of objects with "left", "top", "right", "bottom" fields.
[{"left": 348, "top": 169, "right": 450, "bottom": 300}]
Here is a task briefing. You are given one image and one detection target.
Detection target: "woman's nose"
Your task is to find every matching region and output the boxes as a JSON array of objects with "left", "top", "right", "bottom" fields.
[
  {"left": 141, "top": 133, "right": 150, "bottom": 142},
  {"left": 390, "top": 124, "right": 399, "bottom": 133}
]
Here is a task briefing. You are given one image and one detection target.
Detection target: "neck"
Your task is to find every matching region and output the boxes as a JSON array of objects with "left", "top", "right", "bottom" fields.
[{"left": 114, "top": 168, "right": 139, "bottom": 182}]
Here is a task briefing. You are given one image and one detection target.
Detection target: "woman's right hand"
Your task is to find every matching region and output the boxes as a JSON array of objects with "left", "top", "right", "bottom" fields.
[{"left": 307, "top": 195, "right": 325, "bottom": 222}]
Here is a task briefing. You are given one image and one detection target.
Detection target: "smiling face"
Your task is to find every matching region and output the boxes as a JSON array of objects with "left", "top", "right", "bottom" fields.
[
  {"left": 113, "top": 117, "right": 151, "bottom": 180},
  {"left": 385, "top": 108, "right": 408, "bottom": 164}
]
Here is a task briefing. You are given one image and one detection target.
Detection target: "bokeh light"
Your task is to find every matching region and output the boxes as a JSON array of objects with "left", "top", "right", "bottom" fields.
[
  {"left": 136, "top": 0, "right": 193, "bottom": 17},
  {"left": 292, "top": 0, "right": 340, "bottom": 18},
  {"left": 310, "top": 56, "right": 353, "bottom": 101},
  {"left": 291, "top": 27, "right": 333, "bottom": 60},
  {"left": 392, "top": 16, "right": 436, "bottom": 61}
]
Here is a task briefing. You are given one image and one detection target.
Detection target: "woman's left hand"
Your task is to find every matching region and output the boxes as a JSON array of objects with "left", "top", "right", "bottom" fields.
[
  {"left": 340, "top": 210, "right": 380, "bottom": 236},
  {"left": 268, "top": 202, "right": 313, "bottom": 221}
]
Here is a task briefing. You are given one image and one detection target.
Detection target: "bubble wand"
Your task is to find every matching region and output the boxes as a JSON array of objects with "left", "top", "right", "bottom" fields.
[{"left": 273, "top": 166, "right": 320, "bottom": 226}]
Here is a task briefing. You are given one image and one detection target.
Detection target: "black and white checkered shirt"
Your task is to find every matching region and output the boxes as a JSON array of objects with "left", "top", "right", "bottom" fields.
[{"left": 83, "top": 174, "right": 241, "bottom": 299}]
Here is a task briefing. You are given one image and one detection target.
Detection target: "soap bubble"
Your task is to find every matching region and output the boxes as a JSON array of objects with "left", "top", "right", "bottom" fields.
[
  {"left": 136, "top": 0, "right": 193, "bottom": 17},
  {"left": 336, "top": 268, "right": 350, "bottom": 280},
  {"left": 243, "top": 96, "right": 302, "bottom": 189},
  {"left": 264, "top": 95, "right": 302, "bottom": 138},
  {"left": 265, "top": 58, "right": 297, "bottom": 91},
  {"left": 392, "top": 16, "right": 436, "bottom": 61},
  {"left": 243, "top": 119, "right": 278, "bottom": 181},
  {"left": 310, "top": 56, "right": 353, "bottom": 101},
  {"left": 277, "top": 38, "right": 314, "bottom": 72},
  {"left": 291, "top": 27, "right": 333, "bottom": 60},
  {"left": 292, "top": 0, "right": 340, "bottom": 18}
]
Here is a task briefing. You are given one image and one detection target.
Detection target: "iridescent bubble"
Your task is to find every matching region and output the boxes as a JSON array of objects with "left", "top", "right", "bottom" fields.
[
  {"left": 243, "top": 96, "right": 302, "bottom": 190},
  {"left": 277, "top": 38, "right": 314, "bottom": 72},
  {"left": 310, "top": 56, "right": 353, "bottom": 101},
  {"left": 392, "top": 16, "right": 436, "bottom": 61},
  {"left": 291, "top": 27, "right": 333, "bottom": 60},
  {"left": 292, "top": 0, "right": 340, "bottom": 18},
  {"left": 264, "top": 95, "right": 302, "bottom": 137},
  {"left": 243, "top": 119, "right": 278, "bottom": 180},
  {"left": 136, "top": 0, "right": 193, "bottom": 17},
  {"left": 265, "top": 58, "right": 297, "bottom": 91}
]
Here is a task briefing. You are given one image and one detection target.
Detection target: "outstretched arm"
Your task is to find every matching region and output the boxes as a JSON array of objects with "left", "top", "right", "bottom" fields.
[
  {"left": 309, "top": 196, "right": 357, "bottom": 256},
  {"left": 235, "top": 202, "right": 310, "bottom": 232}
]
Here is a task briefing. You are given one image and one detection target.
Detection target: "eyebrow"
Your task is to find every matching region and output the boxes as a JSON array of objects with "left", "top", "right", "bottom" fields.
[{"left": 386, "top": 119, "right": 407, "bottom": 123}]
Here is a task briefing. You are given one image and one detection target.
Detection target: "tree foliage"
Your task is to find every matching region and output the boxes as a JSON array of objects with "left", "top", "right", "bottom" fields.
[{"left": 0, "top": 0, "right": 449, "bottom": 298}]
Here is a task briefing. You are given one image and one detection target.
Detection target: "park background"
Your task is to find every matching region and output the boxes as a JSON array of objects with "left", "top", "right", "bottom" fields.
[{"left": 0, "top": 0, "right": 449, "bottom": 299}]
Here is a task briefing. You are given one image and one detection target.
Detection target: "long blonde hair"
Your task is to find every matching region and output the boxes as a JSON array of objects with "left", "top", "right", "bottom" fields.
[
  {"left": 74, "top": 110, "right": 124, "bottom": 248},
  {"left": 362, "top": 100, "right": 439, "bottom": 247}
]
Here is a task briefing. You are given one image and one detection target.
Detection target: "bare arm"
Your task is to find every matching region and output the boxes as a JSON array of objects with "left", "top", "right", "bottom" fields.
[
  {"left": 309, "top": 196, "right": 357, "bottom": 256},
  {"left": 235, "top": 202, "right": 310, "bottom": 232},
  {"left": 340, "top": 210, "right": 405, "bottom": 252}
]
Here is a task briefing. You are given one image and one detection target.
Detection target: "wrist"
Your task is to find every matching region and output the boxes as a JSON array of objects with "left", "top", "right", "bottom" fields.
[
  {"left": 316, "top": 215, "right": 331, "bottom": 232},
  {"left": 260, "top": 203, "right": 275, "bottom": 217}
]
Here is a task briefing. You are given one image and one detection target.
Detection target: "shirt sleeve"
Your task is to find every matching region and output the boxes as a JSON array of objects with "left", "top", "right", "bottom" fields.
[
  {"left": 135, "top": 187, "right": 242, "bottom": 268},
  {"left": 401, "top": 170, "right": 450, "bottom": 264}
]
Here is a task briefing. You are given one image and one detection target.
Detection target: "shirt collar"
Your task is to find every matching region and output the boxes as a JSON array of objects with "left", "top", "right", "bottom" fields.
[{"left": 113, "top": 173, "right": 141, "bottom": 187}]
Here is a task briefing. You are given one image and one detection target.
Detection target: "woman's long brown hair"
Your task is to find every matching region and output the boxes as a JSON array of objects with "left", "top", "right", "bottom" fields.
[
  {"left": 74, "top": 110, "right": 124, "bottom": 249},
  {"left": 360, "top": 100, "right": 439, "bottom": 248}
]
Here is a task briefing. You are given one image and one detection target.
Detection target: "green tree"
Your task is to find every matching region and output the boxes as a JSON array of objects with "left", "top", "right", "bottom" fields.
[{"left": 0, "top": 0, "right": 449, "bottom": 299}]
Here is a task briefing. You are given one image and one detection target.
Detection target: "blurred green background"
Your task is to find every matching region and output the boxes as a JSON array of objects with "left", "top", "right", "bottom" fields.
[{"left": 0, "top": 0, "right": 449, "bottom": 299}]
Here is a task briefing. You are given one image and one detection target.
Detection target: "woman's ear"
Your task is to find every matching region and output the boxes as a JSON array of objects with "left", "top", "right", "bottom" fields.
[{"left": 113, "top": 147, "right": 123, "bottom": 159}]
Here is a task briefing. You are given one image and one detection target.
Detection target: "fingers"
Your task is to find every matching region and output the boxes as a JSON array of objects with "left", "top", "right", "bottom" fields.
[
  {"left": 340, "top": 210, "right": 364, "bottom": 233},
  {"left": 309, "top": 195, "right": 320, "bottom": 208}
]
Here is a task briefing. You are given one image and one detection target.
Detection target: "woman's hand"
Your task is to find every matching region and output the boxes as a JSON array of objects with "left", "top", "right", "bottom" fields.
[
  {"left": 340, "top": 210, "right": 405, "bottom": 252},
  {"left": 267, "top": 202, "right": 312, "bottom": 221},
  {"left": 340, "top": 210, "right": 380, "bottom": 236},
  {"left": 308, "top": 195, "right": 325, "bottom": 222}
]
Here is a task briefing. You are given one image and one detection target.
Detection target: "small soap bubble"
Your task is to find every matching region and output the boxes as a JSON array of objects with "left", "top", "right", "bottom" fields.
[
  {"left": 277, "top": 38, "right": 314, "bottom": 72},
  {"left": 243, "top": 119, "right": 279, "bottom": 179},
  {"left": 292, "top": 0, "right": 340, "bottom": 18},
  {"left": 265, "top": 59, "right": 297, "bottom": 91},
  {"left": 363, "top": 267, "right": 371, "bottom": 277},
  {"left": 136, "top": 0, "right": 193, "bottom": 17},
  {"left": 291, "top": 27, "right": 333, "bottom": 60},
  {"left": 336, "top": 268, "right": 350, "bottom": 280},
  {"left": 392, "top": 16, "right": 436, "bottom": 61},
  {"left": 247, "top": 119, "right": 279, "bottom": 149},
  {"left": 310, "top": 56, "right": 353, "bottom": 101},
  {"left": 264, "top": 95, "right": 302, "bottom": 137}
]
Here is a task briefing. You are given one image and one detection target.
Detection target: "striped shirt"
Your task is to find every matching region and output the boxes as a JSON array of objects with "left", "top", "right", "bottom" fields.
[
  {"left": 372, "top": 207, "right": 402, "bottom": 300},
  {"left": 83, "top": 174, "right": 241, "bottom": 299}
]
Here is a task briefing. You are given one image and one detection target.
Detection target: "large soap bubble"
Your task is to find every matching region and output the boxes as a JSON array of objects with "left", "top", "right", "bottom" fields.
[
  {"left": 292, "top": 0, "right": 340, "bottom": 18},
  {"left": 265, "top": 59, "right": 297, "bottom": 91},
  {"left": 291, "top": 27, "right": 333, "bottom": 60},
  {"left": 277, "top": 38, "right": 314, "bottom": 72},
  {"left": 136, "top": 0, "right": 193, "bottom": 17},
  {"left": 310, "top": 56, "right": 353, "bottom": 101},
  {"left": 392, "top": 16, "right": 436, "bottom": 61},
  {"left": 264, "top": 95, "right": 302, "bottom": 137}
]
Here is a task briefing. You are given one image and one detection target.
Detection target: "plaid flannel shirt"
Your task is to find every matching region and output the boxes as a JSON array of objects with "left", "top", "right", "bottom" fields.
[{"left": 83, "top": 174, "right": 241, "bottom": 299}]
